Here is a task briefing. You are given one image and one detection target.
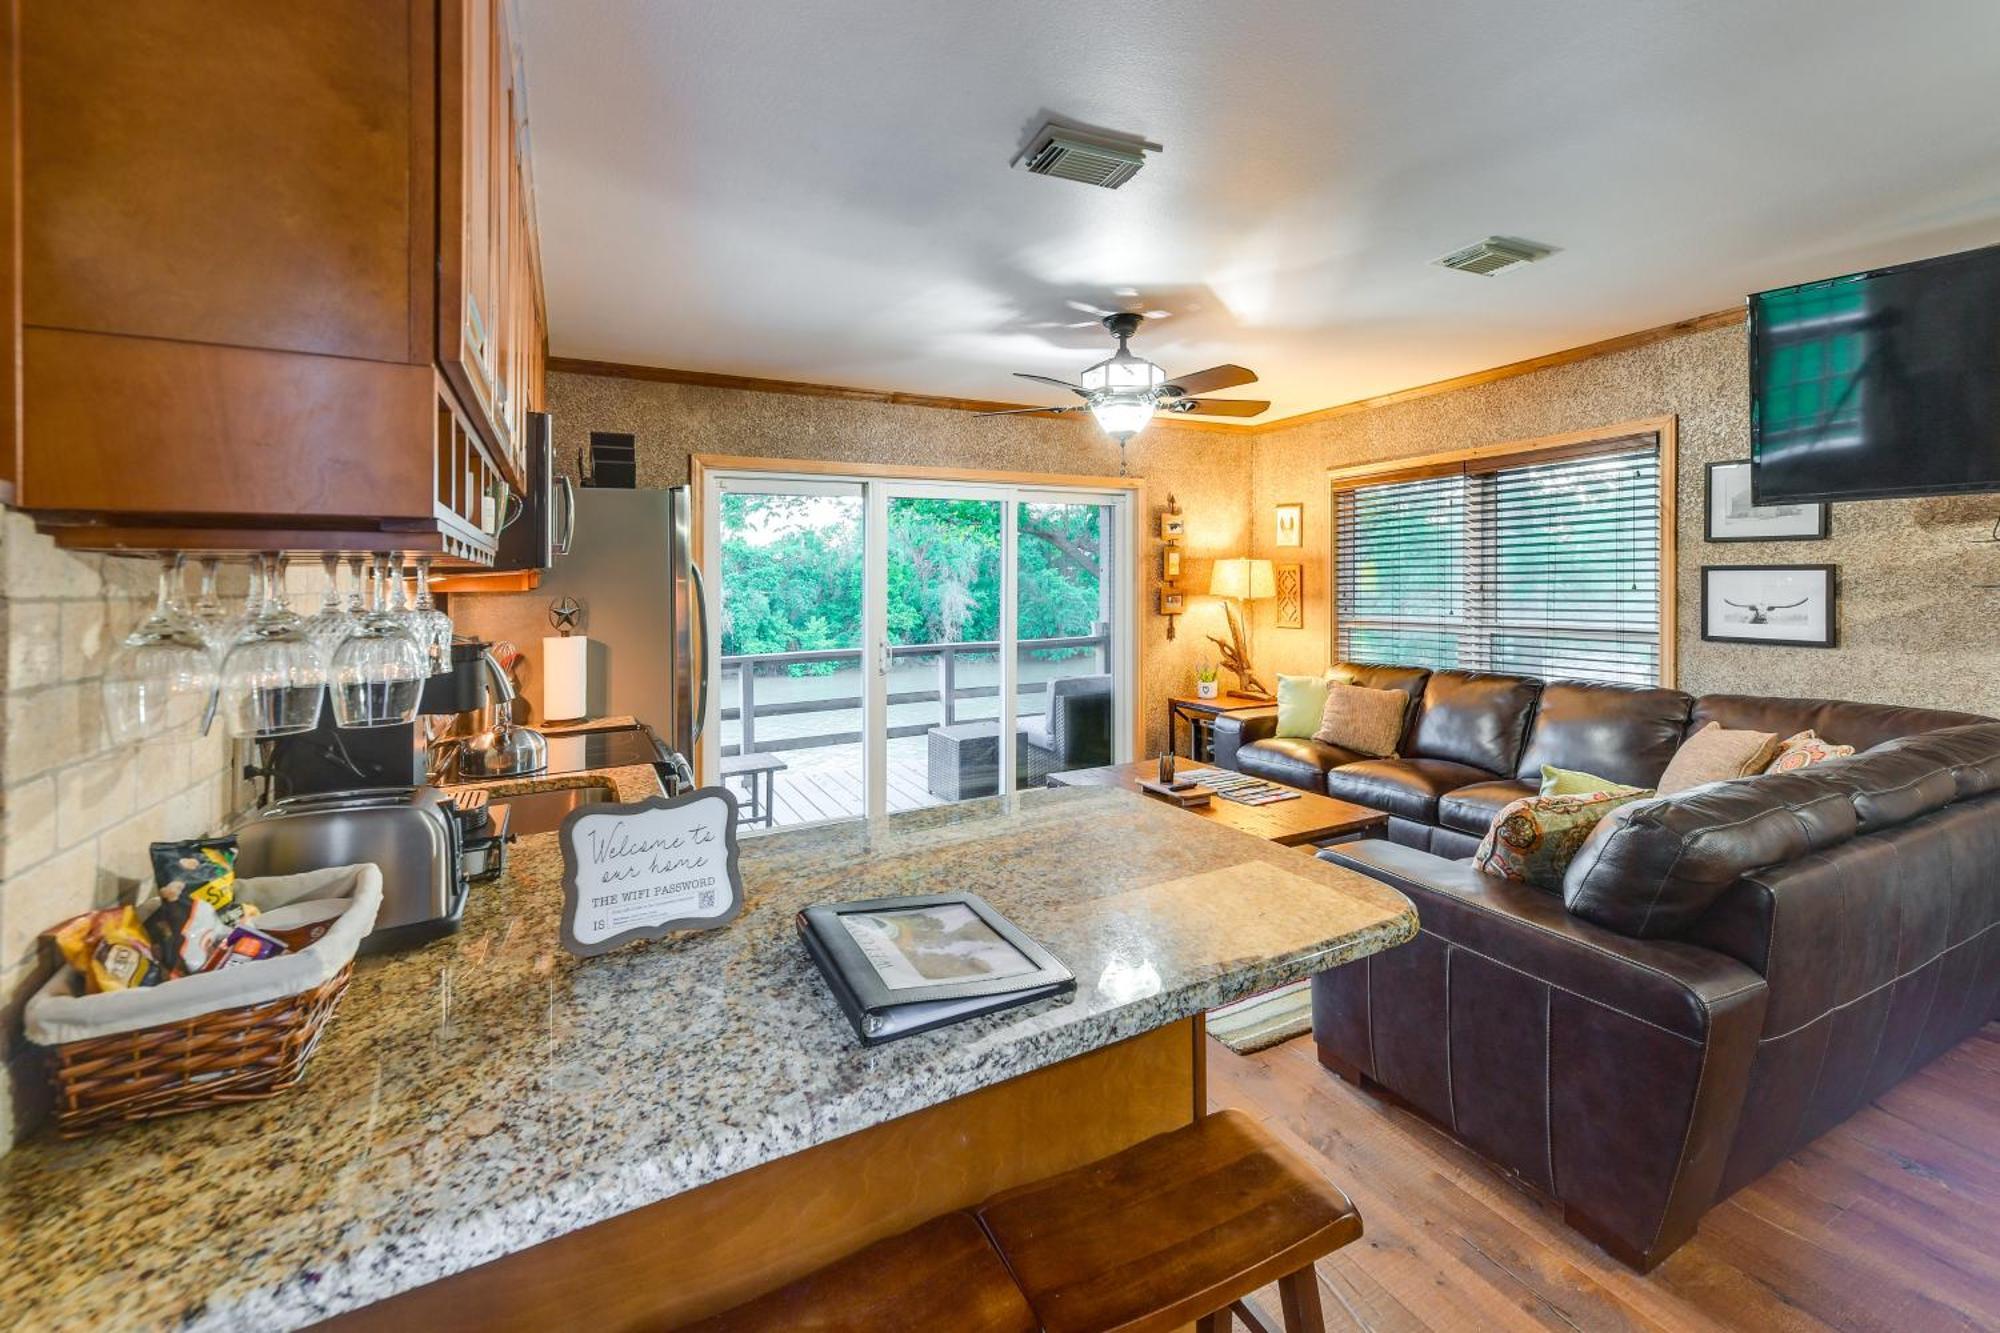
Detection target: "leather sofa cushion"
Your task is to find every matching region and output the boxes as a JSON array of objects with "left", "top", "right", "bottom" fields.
[
  {"left": 1562, "top": 771, "right": 1860, "bottom": 939},
  {"left": 1327, "top": 662, "right": 1431, "bottom": 750},
  {"left": 1796, "top": 744, "right": 1960, "bottom": 832},
  {"left": 1689, "top": 694, "right": 1989, "bottom": 752},
  {"left": 1236, "top": 737, "right": 1363, "bottom": 792},
  {"left": 1327, "top": 757, "right": 1496, "bottom": 823},
  {"left": 1438, "top": 779, "right": 1538, "bottom": 836},
  {"left": 1514, "top": 681, "right": 1693, "bottom": 789},
  {"left": 1407, "top": 671, "right": 1542, "bottom": 774},
  {"left": 1870, "top": 721, "right": 2000, "bottom": 800}
]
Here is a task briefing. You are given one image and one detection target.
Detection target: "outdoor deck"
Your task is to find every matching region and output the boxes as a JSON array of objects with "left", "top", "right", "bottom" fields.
[{"left": 728, "top": 737, "right": 945, "bottom": 827}]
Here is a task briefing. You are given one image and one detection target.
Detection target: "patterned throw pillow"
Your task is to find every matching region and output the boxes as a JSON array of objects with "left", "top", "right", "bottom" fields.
[
  {"left": 1312, "top": 681, "right": 1407, "bottom": 758},
  {"left": 1765, "top": 729, "right": 1856, "bottom": 773},
  {"left": 1473, "top": 789, "right": 1653, "bottom": 892}
]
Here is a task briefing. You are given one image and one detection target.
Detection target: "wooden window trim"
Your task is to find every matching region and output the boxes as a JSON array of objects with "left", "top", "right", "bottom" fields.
[{"left": 1326, "top": 416, "right": 1679, "bottom": 688}]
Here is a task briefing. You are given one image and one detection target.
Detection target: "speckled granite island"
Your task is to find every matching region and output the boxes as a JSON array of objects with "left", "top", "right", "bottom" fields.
[{"left": 0, "top": 785, "right": 1415, "bottom": 1332}]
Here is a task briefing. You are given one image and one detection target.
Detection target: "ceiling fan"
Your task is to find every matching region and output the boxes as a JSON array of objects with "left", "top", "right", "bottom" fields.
[{"left": 980, "top": 312, "right": 1270, "bottom": 456}]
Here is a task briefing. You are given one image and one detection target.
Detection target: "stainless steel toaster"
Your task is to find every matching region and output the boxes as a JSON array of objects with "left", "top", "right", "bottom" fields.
[{"left": 231, "top": 787, "right": 466, "bottom": 952}]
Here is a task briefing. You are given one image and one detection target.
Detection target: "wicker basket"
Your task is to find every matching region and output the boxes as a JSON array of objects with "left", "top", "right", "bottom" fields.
[
  {"left": 26, "top": 863, "right": 381, "bottom": 1138},
  {"left": 44, "top": 965, "right": 353, "bottom": 1137}
]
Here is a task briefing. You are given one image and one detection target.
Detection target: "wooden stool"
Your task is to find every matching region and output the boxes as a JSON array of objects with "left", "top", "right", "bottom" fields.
[
  {"left": 976, "top": 1108, "right": 1361, "bottom": 1333},
  {"left": 679, "top": 1210, "right": 1036, "bottom": 1332}
]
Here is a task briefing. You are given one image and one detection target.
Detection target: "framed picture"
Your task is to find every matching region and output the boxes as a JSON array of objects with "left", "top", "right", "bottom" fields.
[
  {"left": 1274, "top": 563, "right": 1303, "bottom": 628},
  {"left": 1701, "top": 564, "right": 1837, "bottom": 648},
  {"left": 1274, "top": 502, "right": 1303, "bottom": 548},
  {"left": 1157, "top": 587, "right": 1185, "bottom": 615},
  {"left": 1161, "top": 547, "right": 1182, "bottom": 581},
  {"left": 1705, "top": 461, "right": 1829, "bottom": 542},
  {"left": 1159, "top": 512, "right": 1186, "bottom": 542}
]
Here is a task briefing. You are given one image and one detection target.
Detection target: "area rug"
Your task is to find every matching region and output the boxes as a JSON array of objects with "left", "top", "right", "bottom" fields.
[{"left": 1206, "top": 979, "right": 1312, "bottom": 1054}]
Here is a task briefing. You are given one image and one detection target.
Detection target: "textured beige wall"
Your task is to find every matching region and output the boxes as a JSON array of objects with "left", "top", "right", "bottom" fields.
[
  {"left": 0, "top": 515, "right": 238, "bottom": 1145},
  {"left": 450, "top": 371, "right": 1256, "bottom": 756},
  {"left": 1247, "top": 322, "right": 2000, "bottom": 714}
]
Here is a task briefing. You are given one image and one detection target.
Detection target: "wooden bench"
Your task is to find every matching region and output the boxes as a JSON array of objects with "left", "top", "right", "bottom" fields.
[{"left": 692, "top": 1108, "right": 1360, "bottom": 1332}]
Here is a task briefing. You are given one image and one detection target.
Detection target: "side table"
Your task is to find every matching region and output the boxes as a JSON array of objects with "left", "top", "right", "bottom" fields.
[{"left": 1167, "top": 694, "right": 1273, "bottom": 762}]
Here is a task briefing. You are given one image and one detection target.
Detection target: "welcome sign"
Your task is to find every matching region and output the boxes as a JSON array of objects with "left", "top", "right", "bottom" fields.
[{"left": 557, "top": 787, "right": 745, "bottom": 957}]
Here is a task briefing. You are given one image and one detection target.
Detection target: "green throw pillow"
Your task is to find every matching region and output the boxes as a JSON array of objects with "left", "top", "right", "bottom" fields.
[
  {"left": 1275, "top": 674, "right": 1330, "bottom": 739},
  {"left": 1539, "top": 764, "right": 1643, "bottom": 798}
]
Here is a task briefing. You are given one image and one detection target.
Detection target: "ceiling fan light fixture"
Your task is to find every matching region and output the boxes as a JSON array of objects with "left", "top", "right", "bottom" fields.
[{"left": 1090, "top": 393, "right": 1155, "bottom": 440}]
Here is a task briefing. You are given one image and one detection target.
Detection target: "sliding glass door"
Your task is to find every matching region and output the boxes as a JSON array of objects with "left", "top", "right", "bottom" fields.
[{"left": 705, "top": 470, "right": 1131, "bottom": 829}]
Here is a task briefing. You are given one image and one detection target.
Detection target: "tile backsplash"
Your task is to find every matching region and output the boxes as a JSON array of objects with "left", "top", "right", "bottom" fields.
[{"left": 0, "top": 514, "right": 239, "bottom": 1145}]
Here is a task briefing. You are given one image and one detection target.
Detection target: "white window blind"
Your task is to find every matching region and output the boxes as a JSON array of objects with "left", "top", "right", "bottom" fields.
[{"left": 1334, "top": 441, "right": 1663, "bottom": 686}]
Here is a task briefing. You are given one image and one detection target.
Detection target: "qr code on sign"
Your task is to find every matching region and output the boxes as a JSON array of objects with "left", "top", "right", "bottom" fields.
[{"left": 698, "top": 888, "right": 716, "bottom": 910}]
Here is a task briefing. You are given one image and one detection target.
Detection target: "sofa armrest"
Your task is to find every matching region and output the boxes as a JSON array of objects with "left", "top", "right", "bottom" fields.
[
  {"left": 1210, "top": 708, "right": 1278, "bottom": 770},
  {"left": 1326, "top": 841, "right": 1765, "bottom": 1037},
  {"left": 1315, "top": 839, "right": 1767, "bottom": 1269}
]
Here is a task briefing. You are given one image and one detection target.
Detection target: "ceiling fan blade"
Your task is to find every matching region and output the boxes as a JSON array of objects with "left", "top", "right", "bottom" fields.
[
  {"left": 974, "top": 404, "right": 1086, "bottom": 418},
  {"left": 1174, "top": 398, "right": 1272, "bottom": 417},
  {"left": 1161, "top": 364, "right": 1258, "bottom": 397},
  {"left": 1012, "top": 372, "right": 1088, "bottom": 397}
]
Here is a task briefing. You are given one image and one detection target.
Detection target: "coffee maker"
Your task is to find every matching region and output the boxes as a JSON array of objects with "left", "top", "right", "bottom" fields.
[{"left": 234, "top": 641, "right": 522, "bottom": 951}]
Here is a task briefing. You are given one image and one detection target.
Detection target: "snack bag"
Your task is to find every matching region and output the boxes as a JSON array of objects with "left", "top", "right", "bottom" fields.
[
  {"left": 150, "top": 837, "right": 250, "bottom": 927},
  {"left": 49, "top": 907, "right": 162, "bottom": 993},
  {"left": 143, "top": 883, "right": 229, "bottom": 976},
  {"left": 201, "top": 926, "right": 289, "bottom": 973}
]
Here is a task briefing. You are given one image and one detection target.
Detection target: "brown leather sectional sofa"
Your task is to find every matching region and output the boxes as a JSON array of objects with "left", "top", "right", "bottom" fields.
[{"left": 1210, "top": 665, "right": 2000, "bottom": 1268}]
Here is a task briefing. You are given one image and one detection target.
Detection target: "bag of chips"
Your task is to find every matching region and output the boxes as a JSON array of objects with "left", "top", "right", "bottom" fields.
[
  {"left": 149, "top": 836, "right": 252, "bottom": 929},
  {"left": 49, "top": 907, "right": 162, "bottom": 994}
]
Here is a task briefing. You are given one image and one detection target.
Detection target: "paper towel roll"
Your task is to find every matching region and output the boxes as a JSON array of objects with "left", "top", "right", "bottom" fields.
[{"left": 543, "top": 635, "right": 590, "bottom": 721}]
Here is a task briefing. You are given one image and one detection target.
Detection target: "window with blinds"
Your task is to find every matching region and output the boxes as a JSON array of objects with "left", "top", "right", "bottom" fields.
[{"left": 1334, "top": 440, "right": 1663, "bottom": 686}]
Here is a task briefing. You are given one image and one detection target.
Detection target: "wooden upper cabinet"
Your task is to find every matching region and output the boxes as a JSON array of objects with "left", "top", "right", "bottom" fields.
[{"left": 9, "top": 0, "right": 543, "bottom": 559}]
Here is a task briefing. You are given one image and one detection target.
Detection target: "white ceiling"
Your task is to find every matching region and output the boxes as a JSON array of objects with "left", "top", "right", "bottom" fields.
[{"left": 517, "top": 0, "right": 2000, "bottom": 422}]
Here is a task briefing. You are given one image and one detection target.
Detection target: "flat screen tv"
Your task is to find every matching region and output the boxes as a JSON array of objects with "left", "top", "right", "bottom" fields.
[{"left": 1750, "top": 242, "right": 2000, "bottom": 504}]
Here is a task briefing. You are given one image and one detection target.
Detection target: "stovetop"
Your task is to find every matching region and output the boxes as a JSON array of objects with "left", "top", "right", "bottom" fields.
[{"left": 539, "top": 722, "right": 670, "bottom": 777}]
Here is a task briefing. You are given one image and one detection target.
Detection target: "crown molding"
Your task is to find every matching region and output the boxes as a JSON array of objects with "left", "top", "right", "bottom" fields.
[{"left": 547, "top": 305, "right": 1746, "bottom": 437}]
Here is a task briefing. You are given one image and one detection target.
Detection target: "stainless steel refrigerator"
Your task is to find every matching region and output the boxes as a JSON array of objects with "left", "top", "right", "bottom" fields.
[{"left": 532, "top": 486, "right": 708, "bottom": 768}]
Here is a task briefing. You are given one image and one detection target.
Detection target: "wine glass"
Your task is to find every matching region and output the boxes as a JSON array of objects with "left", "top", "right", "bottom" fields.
[
  {"left": 219, "top": 553, "right": 326, "bottom": 737},
  {"left": 187, "top": 555, "right": 238, "bottom": 660},
  {"left": 304, "top": 554, "right": 357, "bottom": 658},
  {"left": 102, "top": 554, "right": 218, "bottom": 743},
  {"left": 329, "top": 555, "right": 426, "bottom": 727},
  {"left": 409, "top": 556, "right": 454, "bottom": 674}
]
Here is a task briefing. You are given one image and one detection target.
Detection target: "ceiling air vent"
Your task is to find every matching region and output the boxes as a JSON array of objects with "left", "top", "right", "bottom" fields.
[
  {"left": 1435, "top": 237, "right": 1553, "bottom": 276},
  {"left": 1015, "top": 121, "right": 1152, "bottom": 190}
]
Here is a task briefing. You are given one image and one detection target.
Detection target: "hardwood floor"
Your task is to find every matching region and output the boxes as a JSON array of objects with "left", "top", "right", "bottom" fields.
[{"left": 1206, "top": 1023, "right": 2000, "bottom": 1332}]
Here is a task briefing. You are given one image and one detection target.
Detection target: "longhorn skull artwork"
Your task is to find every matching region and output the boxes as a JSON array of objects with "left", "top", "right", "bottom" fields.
[{"left": 1722, "top": 597, "right": 1808, "bottom": 624}]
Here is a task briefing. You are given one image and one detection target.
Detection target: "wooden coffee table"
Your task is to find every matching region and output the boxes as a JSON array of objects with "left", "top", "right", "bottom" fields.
[{"left": 1047, "top": 760, "right": 1388, "bottom": 847}]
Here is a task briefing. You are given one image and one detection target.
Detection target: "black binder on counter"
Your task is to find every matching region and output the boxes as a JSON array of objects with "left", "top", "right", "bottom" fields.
[{"left": 796, "top": 892, "right": 1074, "bottom": 1046}]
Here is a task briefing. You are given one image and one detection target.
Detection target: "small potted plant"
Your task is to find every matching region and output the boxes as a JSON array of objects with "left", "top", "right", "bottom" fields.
[{"left": 1194, "top": 662, "right": 1220, "bottom": 701}]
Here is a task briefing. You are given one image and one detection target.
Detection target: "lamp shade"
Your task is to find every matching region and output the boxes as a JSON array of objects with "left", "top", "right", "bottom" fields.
[{"left": 1208, "top": 557, "right": 1276, "bottom": 601}]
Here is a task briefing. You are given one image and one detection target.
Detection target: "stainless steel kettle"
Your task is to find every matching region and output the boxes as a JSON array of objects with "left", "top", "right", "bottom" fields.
[{"left": 431, "top": 649, "right": 548, "bottom": 780}]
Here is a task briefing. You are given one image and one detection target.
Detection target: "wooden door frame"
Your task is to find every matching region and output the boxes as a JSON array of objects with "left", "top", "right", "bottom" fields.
[
  {"left": 1324, "top": 415, "right": 1679, "bottom": 688},
  {"left": 689, "top": 454, "right": 1146, "bottom": 794}
]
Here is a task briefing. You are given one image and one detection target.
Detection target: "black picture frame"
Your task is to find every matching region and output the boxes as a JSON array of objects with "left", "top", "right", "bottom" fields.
[
  {"left": 1704, "top": 461, "right": 1830, "bottom": 542},
  {"left": 1700, "top": 564, "right": 1838, "bottom": 649}
]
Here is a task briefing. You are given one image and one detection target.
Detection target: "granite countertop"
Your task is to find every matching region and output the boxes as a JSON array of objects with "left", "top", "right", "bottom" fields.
[{"left": 0, "top": 785, "right": 1416, "bottom": 1332}]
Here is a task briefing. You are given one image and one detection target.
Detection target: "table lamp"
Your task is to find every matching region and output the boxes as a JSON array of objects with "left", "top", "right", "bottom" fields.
[{"left": 1206, "top": 557, "right": 1275, "bottom": 699}]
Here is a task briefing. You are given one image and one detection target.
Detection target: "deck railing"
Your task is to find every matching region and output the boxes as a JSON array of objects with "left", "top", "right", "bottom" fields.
[{"left": 720, "top": 632, "right": 1108, "bottom": 755}]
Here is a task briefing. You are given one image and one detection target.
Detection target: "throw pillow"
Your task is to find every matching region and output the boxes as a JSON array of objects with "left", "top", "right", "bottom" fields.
[
  {"left": 1473, "top": 789, "right": 1653, "bottom": 892},
  {"left": 1655, "top": 723, "right": 1781, "bottom": 794},
  {"left": 1312, "top": 681, "right": 1407, "bottom": 758},
  {"left": 1765, "top": 729, "right": 1856, "bottom": 773},
  {"left": 1275, "top": 674, "right": 1332, "bottom": 740},
  {"left": 1539, "top": 764, "right": 1644, "bottom": 798}
]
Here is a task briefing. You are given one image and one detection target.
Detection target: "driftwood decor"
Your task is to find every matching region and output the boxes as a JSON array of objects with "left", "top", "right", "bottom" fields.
[{"left": 1206, "top": 600, "right": 1268, "bottom": 697}]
